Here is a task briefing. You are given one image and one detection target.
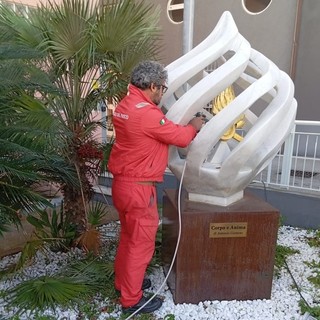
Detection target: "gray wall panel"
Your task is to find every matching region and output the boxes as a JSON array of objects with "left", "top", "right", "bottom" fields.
[{"left": 294, "top": 0, "right": 320, "bottom": 120}]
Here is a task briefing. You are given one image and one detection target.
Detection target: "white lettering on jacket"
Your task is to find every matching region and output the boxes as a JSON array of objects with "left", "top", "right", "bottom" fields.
[
  {"left": 136, "top": 102, "right": 150, "bottom": 108},
  {"left": 113, "top": 111, "right": 129, "bottom": 120}
]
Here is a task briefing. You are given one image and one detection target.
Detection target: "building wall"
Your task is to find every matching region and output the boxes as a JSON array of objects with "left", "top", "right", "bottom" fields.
[
  {"left": 151, "top": 1, "right": 298, "bottom": 71},
  {"left": 0, "top": 0, "right": 99, "bottom": 7},
  {"left": 150, "top": 0, "right": 319, "bottom": 121},
  {"left": 294, "top": 0, "right": 320, "bottom": 121},
  {"left": 3, "top": 0, "right": 319, "bottom": 120},
  {"left": 193, "top": 1, "right": 298, "bottom": 76},
  {"left": 151, "top": 0, "right": 184, "bottom": 65},
  {"left": 0, "top": 0, "right": 62, "bottom": 6}
]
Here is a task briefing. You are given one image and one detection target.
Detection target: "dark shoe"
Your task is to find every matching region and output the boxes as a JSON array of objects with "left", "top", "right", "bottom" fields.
[
  {"left": 122, "top": 295, "right": 163, "bottom": 315},
  {"left": 115, "top": 278, "right": 151, "bottom": 295},
  {"left": 141, "top": 278, "right": 151, "bottom": 290}
]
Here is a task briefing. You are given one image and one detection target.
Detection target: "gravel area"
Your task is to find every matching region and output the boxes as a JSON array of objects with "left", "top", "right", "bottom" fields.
[{"left": 0, "top": 223, "right": 319, "bottom": 320}]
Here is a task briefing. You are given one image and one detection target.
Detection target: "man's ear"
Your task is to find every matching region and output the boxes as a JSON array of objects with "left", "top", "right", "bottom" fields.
[{"left": 150, "top": 83, "right": 157, "bottom": 93}]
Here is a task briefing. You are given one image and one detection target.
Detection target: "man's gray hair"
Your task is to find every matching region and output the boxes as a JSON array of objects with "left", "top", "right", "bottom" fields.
[{"left": 130, "top": 60, "right": 168, "bottom": 90}]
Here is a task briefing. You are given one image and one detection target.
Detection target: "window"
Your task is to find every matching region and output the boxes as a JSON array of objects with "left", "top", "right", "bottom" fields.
[
  {"left": 242, "top": 0, "right": 272, "bottom": 15},
  {"left": 167, "top": 0, "right": 184, "bottom": 24}
]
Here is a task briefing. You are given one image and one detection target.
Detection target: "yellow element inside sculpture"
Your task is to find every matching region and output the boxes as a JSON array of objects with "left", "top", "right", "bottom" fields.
[
  {"left": 91, "top": 79, "right": 100, "bottom": 90},
  {"left": 212, "top": 86, "right": 244, "bottom": 142}
]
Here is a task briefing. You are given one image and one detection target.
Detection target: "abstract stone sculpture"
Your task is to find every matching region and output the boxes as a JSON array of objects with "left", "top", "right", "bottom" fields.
[{"left": 161, "top": 11, "right": 297, "bottom": 206}]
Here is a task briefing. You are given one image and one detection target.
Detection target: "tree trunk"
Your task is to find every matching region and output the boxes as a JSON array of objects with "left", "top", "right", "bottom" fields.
[{"left": 63, "top": 164, "right": 93, "bottom": 236}]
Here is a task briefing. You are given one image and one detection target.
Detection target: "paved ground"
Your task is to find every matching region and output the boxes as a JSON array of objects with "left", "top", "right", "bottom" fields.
[{"left": 0, "top": 202, "right": 119, "bottom": 259}]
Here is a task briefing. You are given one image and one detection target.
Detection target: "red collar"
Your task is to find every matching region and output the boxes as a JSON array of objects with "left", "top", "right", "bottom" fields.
[{"left": 128, "top": 84, "right": 155, "bottom": 106}]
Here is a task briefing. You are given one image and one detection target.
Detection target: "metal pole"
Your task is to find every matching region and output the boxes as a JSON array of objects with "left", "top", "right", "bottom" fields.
[
  {"left": 100, "top": 100, "right": 107, "bottom": 144},
  {"left": 99, "top": 65, "right": 107, "bottom": 144},
  {"left": 182, "top": 0, "right": 195, "bottom": 54}
]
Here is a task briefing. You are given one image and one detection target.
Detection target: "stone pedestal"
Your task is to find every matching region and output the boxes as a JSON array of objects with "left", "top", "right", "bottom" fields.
[{"left": 161, "top": 189, "right": 279, "bottom": 304}]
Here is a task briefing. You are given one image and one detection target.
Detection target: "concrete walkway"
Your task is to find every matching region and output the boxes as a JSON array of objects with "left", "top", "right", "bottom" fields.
[{"left": 0, "top": 204, "right": 119, "bottom": 259}]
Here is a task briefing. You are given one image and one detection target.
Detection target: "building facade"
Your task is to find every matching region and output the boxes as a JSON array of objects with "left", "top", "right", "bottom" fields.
[
  {"left": 1, "top": 0, "right": 319, "bottom": 121},
  {"left": 150, "top": 0, "right": 319, "bottom": 122}
]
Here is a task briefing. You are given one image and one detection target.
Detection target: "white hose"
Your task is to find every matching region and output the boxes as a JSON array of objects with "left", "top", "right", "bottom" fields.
[{"left": 125, "top": 161, "right": 187, "bottom": 319}]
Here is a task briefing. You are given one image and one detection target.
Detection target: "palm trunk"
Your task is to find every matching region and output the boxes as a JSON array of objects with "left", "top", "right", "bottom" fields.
[{"left": 63, "top": 162, "right": 93, "bottom": 236}]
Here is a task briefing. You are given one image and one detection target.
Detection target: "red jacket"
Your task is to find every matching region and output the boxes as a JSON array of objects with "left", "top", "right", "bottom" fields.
[{"left": 108, "top": 85, "right": 197, "bottom": 182}]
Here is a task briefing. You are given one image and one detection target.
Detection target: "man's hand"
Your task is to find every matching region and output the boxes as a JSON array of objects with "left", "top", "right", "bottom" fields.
[{"left": 188, "top": 115, "right": 206, "bottom": 132}]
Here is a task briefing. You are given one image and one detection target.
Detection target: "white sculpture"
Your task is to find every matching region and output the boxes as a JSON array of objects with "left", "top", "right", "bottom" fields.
[{"left": 161, "top": 11, "right": 297, "bottom": 206}]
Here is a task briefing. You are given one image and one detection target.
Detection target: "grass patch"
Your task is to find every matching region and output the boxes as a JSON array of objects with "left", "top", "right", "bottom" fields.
[{"left": 274, "top": 245, "right": 300, "bottom": 277}]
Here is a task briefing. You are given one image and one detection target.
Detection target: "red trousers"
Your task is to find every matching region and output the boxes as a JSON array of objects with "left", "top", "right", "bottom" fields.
[{"left": 112, "top": 179, "right": 159, "bottom": 307}]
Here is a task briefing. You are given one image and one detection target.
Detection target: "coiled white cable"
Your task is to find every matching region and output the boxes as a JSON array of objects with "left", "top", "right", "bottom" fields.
[{"left": 125, "top": 161, "right": 187, "bottom": 319}]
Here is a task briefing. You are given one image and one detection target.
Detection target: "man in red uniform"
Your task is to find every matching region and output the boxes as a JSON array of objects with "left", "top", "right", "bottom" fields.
[{"left": 108, "top": 60, "right": 204, "bottom": 315}]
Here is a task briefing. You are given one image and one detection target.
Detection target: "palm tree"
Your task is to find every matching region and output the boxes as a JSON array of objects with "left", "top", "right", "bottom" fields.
[
  {"left": 0, "top": 50, "right": 78, "bottom": 237},
  {"left": 0, "top": 0, "right": 161, "bottom": 235}
]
